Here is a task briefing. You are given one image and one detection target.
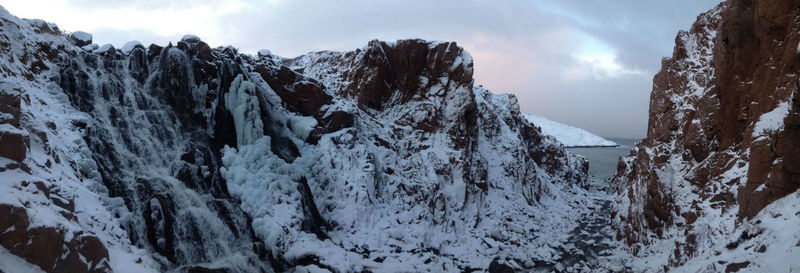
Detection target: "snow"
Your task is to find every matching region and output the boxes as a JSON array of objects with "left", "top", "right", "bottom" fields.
[
  {"left": 72, "top": 31, "right": 91, "bottom": 42},
  {"left": 288, "top": 115, "right": 317, "bottom": 140},
  {"left": 752, "top": 101, "right": 790, "bottom": 137},
  {"left": 674, "top": 190, "right": 800, "bottom": 272},
  {"left": 0, "top": 8, "right": 266, "bottom": 272},
  {"left": 0, "top": 246, "right": 46, "bottom": 273},
  {"left": 71, "top": 31, "right": 92, "bottom": 43},
  {"left": 94, "top": 43, "right": 113, "bottom": 54},
  {"left": 610, "top": 4, "right": 800, "bottom": 272},
  {"left": 81, "top": 44, "right": 98, "bottom": 51},
  {"left": 218, "top": 50, "right": 594, "bottom": 270},
  {"left": 120, "top": 40, "right": 143, "bottom": 54},
  {"left": 181, "top": 34, "right": 201, "bottom": 42},
  {"left": 258, "top": 49, "right": 271, "bottom": 57},
  {"left": 523, "top": 114, "right": 618, "bottom": 147},
  {"left": 0, "top": 123, "right": 29, "bottom": 136}
]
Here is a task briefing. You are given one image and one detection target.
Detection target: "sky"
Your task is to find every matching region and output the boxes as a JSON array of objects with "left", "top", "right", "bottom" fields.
[{"left": 2, "top": 0, "right": 723, "bottom": 138}]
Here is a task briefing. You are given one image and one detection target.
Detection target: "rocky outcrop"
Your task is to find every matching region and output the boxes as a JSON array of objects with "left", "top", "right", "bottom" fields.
[
  {"left": 613, "top": 0, "right": 800, "bottom": 268},
  {"left": 0, "top": 5, "right": 590, "bottom": 273},
  {"left": 0, "top": 204, "right": 110, "bottom": 273},
  {"left": 0, "top": 84, "right": 28, "bottom": 162}
]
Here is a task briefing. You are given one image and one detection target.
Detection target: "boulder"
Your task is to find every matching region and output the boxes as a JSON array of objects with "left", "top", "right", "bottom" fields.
[
  {"left": 69, "top": 31, "right": 92, "bottom": 47},
  {"left": 0, "top": 125, "right": 28, "bottom": 162}
]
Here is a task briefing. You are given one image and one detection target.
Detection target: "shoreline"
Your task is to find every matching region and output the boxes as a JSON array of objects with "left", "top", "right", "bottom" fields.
[{"left": 565, "top": 144, "right": 620, "bottom": 148}]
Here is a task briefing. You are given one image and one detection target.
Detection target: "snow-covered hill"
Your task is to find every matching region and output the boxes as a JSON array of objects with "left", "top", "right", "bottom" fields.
[
  {"left": 523, "top": 114, "right": 617, "bottom": 147},
  {"left": 0, "top": 5, "right": 593, "bottom": 272}
]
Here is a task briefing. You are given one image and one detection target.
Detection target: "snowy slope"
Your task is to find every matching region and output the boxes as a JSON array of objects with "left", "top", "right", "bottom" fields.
[{"left": 523, "top": 114, "right": 617, "bottom": 147}]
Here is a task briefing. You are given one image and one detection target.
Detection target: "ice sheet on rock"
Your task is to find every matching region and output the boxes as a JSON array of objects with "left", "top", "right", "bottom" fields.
[
  {"left": 221, "top": 67, "right": 593, "bottom": 271},
  {"left": 288, "top": 115, "right": 317, "bottom": 140},
  {"left": 225, "top": 75, "right": 265, "bottom": 146},
  {"left": 0, "top": 8, "right": 272, "bottom": 272}
]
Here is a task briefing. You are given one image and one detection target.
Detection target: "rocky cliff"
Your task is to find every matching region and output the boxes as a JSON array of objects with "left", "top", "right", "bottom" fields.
[
  {"left": 0, "top": 6, "right": 591, "bottom": 273},
  {"left": 612, "top": 0, "right": 800, "bottom": 271}
]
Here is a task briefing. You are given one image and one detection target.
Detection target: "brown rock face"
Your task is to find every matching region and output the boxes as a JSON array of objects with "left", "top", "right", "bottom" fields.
[
  {"left": 613, "top": 0, "right": 800, "bottom": 265},
  {"left": 0, "top": 85, "right": 28, "bottom": 162},
  {"left": 0, "top": 127, "right": 28, "bottom": 162},
  {"left": 256, "top": 65, "right": 332, "bottom": 118},
  {"left": 341, "top": 39, "right": 473, "bottom": 110},
  {"left": 0, "top": 204, "right": 111, "bottom": 273}
]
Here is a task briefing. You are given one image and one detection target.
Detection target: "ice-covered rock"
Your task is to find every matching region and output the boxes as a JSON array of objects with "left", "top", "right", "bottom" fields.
[
  {"left": 257, "top": 49, "right": 271, "bottom": 57},
  {"left": 0, "top": 6, "right": 592, "bottom": 273}
]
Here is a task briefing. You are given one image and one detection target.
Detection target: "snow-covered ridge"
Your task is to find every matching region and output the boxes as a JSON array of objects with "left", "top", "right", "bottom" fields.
[{"left": 523, "top": 114, "right": 617, "bottom": 147}]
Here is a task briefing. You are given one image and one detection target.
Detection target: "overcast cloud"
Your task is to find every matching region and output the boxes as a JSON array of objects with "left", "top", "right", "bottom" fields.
[{"left": 2, "top": 0, "right": 723, "bottom": 138}]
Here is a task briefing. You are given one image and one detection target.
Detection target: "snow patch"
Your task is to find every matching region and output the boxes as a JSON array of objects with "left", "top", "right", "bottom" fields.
[
  {"left": 71, "top": 31, "right": 92, "bottom": 43},
  {"left": 0, "top": 246, "right": 46, "bottom": 273},
  {"left": 81, "top": 44, "right": 98, "bottom": 52},
  {"left": 120, "top": 40, "right": 143, "bottom": 54},
  {"left": 524, "top": 114, "right": 617, "bottom": 147},
  {"left": 94, "top": 44, "right": 114, "bottom": 54},
  {"left": 288, "top": 115, "right": 317, "bottom": 140},
  {"left": 181, "top": 34, "right": 201, "bottom": 42},
  {"left": 753, "top": 101, "right": 790, "bottom": 137}
]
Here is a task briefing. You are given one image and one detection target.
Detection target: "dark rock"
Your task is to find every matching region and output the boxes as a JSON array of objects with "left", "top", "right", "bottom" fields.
[
  {"left": 186, "top": 266, "right": 229, "bottom": 273},
  {"left": 257, "top": 65, "right": 332, "bottom": 118},
  {"left": 0, "top": 85, "right": 22, "bottom": 127},
  {"left": 69, "top": 31, "right": 92, "bottom": 47},
  {"left": 0, "top": 204, "right": 110, "bottom": 273},
  {"left": 488, "top": 258, "right": 516, "bottom": 273},
  {"left": 0, "top": 126, "right": 28, "bottom": 162},
  {"left": 147, "top": 44, "right": 163, "bottom": 63},
  {"left": 298, "top": 177, "right": 330, "bottom": 240},
  {"left": 128, "top": 47, "right": 149, "bottom": 84},
  {"left": 725, "top": 261, "right": 750, "bottom": 273},
  {"left": 343, "top": 39, "right": 473, "bottom": 110}
]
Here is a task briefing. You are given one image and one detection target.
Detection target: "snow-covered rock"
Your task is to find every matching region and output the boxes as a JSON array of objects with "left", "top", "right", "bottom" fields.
[
  {"left": 612, "top": 1, "right": 800, "bottom": 271},
  {"left": 69, "top": 31, "right": 92, "bottom": 47},
  {"left": 0, "top": 5, "right": 591, "bottom": 273},
  {"left": 181, "top": 34, "right": 201, "bottom": 43},
  {"left": 120, "top": 40, "right": 143, "bottom": 54},
  {"left": 523, "top": 114, "right": 617, "bottom": 147},
  {"left": 93, "top": 43, "right": 114, "bottom": 54}
]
